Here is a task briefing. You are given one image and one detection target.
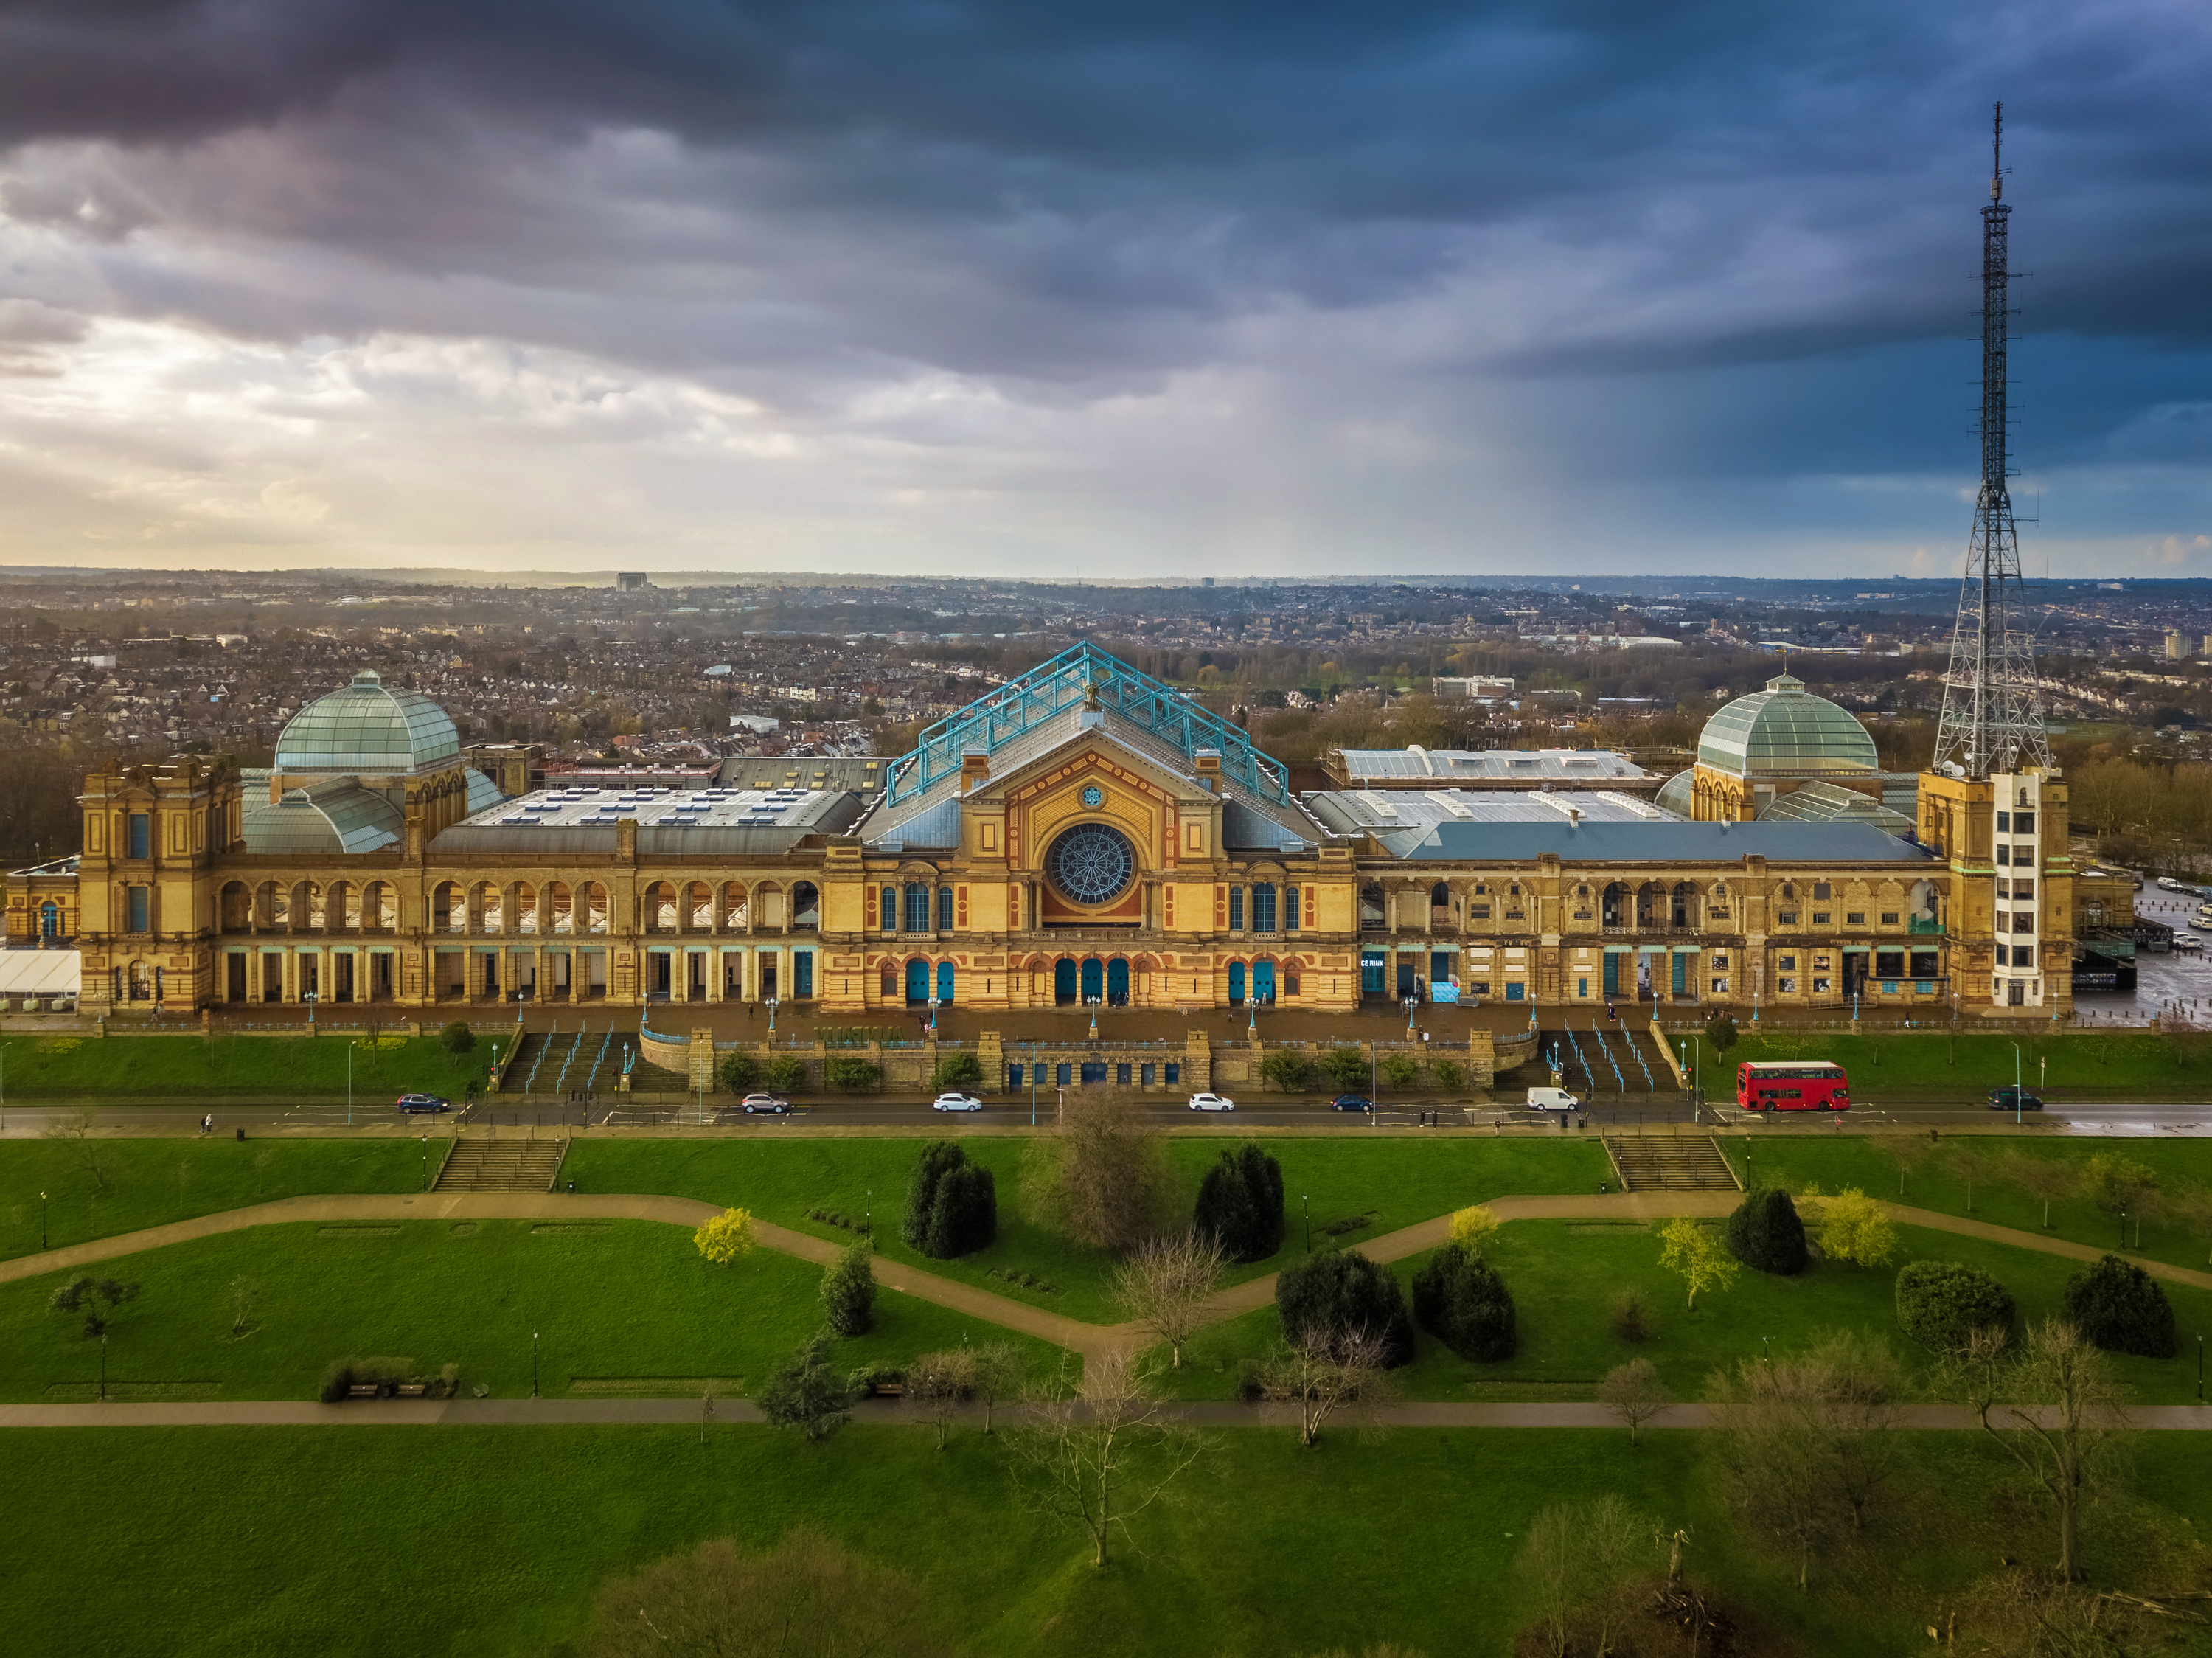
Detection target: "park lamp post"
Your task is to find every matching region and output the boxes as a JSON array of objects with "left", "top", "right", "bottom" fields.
[
  {"left": 929, "top": 994, "right": 940, "bottom": 1036},
  {"left": 767, "top": 996, "right": 779, "bottom": 1036},
  {"left": 40, "top": 1190, "right": 47, "bottom": 1250},
  {"left": 1302, "top": 1194, "right": 1310, "bottom": 1255},
  {"left": 532, "top": 1331, "right": 540, "bottom": 1399},
  {"left": 347, "top": 1041, "right": 353, "bottom": 1128},
  {"left": 100, "top": 1331, "right": 108, "bottom": 1403},
  {"left": 421, "top": 1133, "right": 429, "bottom": 1192},
  {"left": 2011, "top": 1042, "right": 2023, "bottom": 1124}
]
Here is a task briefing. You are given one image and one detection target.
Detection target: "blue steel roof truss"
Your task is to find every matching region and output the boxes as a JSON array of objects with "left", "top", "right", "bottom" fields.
[{"left": 886, "top": 642, "right": 1288, "bottom": 807}]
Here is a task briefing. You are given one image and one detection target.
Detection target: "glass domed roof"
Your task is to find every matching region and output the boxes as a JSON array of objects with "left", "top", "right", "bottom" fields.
[
  {"left": 1654, "top": 768, "right": 1695, "bottom": 818},
  {"left": 274, "top": 670, "right": 461, "bottom": 775},
  {"left": 1695, "top": 673, "right": 1877, "bottom": 779}
]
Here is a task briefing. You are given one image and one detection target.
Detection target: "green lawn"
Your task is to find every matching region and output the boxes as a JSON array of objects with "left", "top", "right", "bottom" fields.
[
  {"left": 3, "top": 1423, "right": 2207, "bottom": 1658},
  {"left": 1161, "top": 1218, "right": 2212, "bottom": 1406},
  {"left": 1711, "top": 1028, "right": 2212, "bottom": 1097},
  {"left": 0, "top": 1219, "right": 1057, "bottom": 1403},
  {"left": 0, "top": 1137, "right": 428, "bottom": 1262},
  {"left": 1723, "top": 1134, "right": 2212, "bottom": 1274},
  {"left": 563, "top": 1135, "right": 1613, "bottom": 1322},
  {"left": 0, "top": 1030, "right": 495, "bottom": 1099}
]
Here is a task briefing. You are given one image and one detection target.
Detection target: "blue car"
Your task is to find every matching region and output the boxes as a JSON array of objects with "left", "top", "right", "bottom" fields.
[
  {"left": 394, "top": 1093, "right": 451, "bottom": 1114},
  {"left": 1329, "top": 1095, "right": 1374, "bottom": 1112}
]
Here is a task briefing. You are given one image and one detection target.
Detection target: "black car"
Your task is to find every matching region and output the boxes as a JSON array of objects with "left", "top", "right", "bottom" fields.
[
  {"left": 1329, "top": 1094, "right": 1374, "bottom": 1112},
  {"left": 1988, "top": 1087, "right": 2044, "bottom": 1112}
]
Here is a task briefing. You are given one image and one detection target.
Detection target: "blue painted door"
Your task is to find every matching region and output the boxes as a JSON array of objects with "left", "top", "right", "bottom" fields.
[
  {"left": 1361, "top": 951, "right": 1385, "bottom": 995},
  {"left": 1602, "top": 954, "right": 1619, "bottom": 997},
  {"left": 1251, "top": 960, "right": 1275, "bottom": 1002},
  {"left": 1227, "top": 962, "right": 1245, "bottom": 1003},
  {"left": 1107, "top": 959, "right": 1130, "bottom": 1003},
  {"left": 1672, "top": 954, "right": 1687, "bottom": 995},
  {"left": 1054, "top": 959, "right": 1077, "bottom": 1001},
  {"left": 1080, "top": 958, "right": 1103, "bottom": 1000},
  {"left": 936, "top": 961, "right": 955, "bottom": 1004},
  {"left": 905, "top": 959, "right": 929, "bottom": 1003}
]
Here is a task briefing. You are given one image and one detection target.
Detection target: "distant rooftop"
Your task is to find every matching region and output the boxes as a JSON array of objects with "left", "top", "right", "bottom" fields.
[{"left": 1326, "top": 747, "right": 1655, "bottom": 788}]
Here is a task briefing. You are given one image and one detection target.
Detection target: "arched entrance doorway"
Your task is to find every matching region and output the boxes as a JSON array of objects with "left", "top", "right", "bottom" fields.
[
  {"left": 905, "top": 959, "right": 930, "bottom": 1003},
  {"left": 1054, "top": 959, "right": 1077, "bottom": 1003},
  {"left": 1107, "top": 959, "right": 1130, "bottom": 1005},
  {"left": 1227, "top": 962, "right": 1246, "bottom": 1004},
  {"left": 936, "top": 961, "right": 956, "bottom": 1004},
  {"left": 1252, "top": 960, "right": 1276, "bottom": 1004},
  {"left": 1079, "top": 957, "right": 1103, "bottom": 1001}
]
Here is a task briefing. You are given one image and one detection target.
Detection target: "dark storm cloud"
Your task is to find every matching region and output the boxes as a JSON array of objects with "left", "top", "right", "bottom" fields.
[{"left": 0, "top": 0, "right": 2207, "bottom": 571}]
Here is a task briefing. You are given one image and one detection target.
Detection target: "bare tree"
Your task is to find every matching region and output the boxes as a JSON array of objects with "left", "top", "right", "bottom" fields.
[
  {"left": 1514, "top": 1495, "right": 1648, "bottom": 1658},
  {"left": 967, "top": 1341, "right": 1023, "bottom": 1434},
  {"left": 1018, "top": 1092, "right": 1179, "bottom": 1252},
  {"left": 1257, "top": 1324, "right": 1397, "bottom": 1449},
  {"left": 228, "top": 1276, "right": 260, "bottom": 1338},
  {"left": 1943, "top": 1319, "right": 2132, "bottom": 1583},
  {"left": 1880, "top": 1131, "right": 1940, "bottom": 1199},
  {"left": 1705, "top": 1330, "right": 1907, "bottom": 1590},
  {"left": 2002, "top": 1149, "right": 2079, "bottom": 1230},
  {"left": 1112, "top": 1229, "right": 1225, "bottom": 1369},
  {"left": 574, "top": 1527, "right": 946, "bottom": 1658},
  {"left": 1597, "top": 1357, "right": 1670, "bottom": 1446},
  {"left": 41, "top": 1106, "right": 108, "bottom": 1191},
  {"left": 908, "top": 1349, "right": 976, "bottom": 1451},
  {"left": 1003, "top": 1349, "right": 1205, "bottom": 1567}
]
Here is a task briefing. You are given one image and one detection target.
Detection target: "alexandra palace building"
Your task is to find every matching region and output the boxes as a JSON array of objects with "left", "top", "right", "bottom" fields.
[{"left": 16, "top": 642, "right": 2091, "bottom": 1023}]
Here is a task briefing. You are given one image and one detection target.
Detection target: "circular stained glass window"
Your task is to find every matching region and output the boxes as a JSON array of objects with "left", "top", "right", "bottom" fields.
[
  {"left": 1046, "top": 822, "right": 1136, "bottom": 906},
  {"left": 1081, "top": 785, "right": 1104, "bottom": 808}
]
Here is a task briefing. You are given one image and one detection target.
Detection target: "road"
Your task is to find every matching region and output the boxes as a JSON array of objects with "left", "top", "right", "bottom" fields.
[{"left": 4, "top": 1095, "right": 2212, "bottom": 1137}]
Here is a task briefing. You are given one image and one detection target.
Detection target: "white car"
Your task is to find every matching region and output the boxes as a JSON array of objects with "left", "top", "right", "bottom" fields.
[
  {"left": 931, "top": 1092, "right": 984, "bottom": 1112},
  {"left": 2176, "top": 934, "right": 2204, "bottom": 954},
  {"left": 1187, "top": 1092, "right": 1236, "bottom": 1112}
]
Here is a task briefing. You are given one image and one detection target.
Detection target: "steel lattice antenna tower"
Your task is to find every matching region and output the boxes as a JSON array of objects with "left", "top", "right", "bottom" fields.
[{"left": 1933, "top": 103, "right": 2051, "bottom": 780}]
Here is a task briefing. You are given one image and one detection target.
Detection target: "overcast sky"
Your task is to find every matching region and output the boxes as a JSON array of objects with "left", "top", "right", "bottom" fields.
[{"left": 0, "top": 0, "right": 2207, "bottom": 580}]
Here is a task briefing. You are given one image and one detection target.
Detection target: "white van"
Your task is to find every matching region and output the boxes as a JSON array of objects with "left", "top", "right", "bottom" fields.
[{"left": 1526, "top": 1086, "right": 1582, "bottom": 1113}]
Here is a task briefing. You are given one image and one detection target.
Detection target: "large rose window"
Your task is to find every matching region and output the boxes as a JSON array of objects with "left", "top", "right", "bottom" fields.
[{"left": 1045, "top": 822, "right": 1137, "bottom": 906}]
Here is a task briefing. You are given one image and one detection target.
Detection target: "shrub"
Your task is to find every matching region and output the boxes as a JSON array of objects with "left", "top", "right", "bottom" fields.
[
  {"left": 1318, "top": 1045, "right": 1368, "bottom": 1092},
  {"left": 1433, "top": 1059, "right": 1465, "bottom": 1091},
  {"left": 318, "top": 1355, "right": 425, "bottom": 1403},
  {"left": 2064, "top": 1253, "right": 2177, "bottom": 1358},
  {"left": 1895, "top": 1260, "right": 2016, "bottom": 1355},
  {"left": 819, "top": 1241, "right": 876, "bottom": 1336},
  {"left": 1411, "top": 1243, "right": 1516, "bottom": 1362},
  {"left": 824, "top": 1054, "right": 883, "bottom": 1094},
  {"left": 1380, "top": 1054, "right": 1420, "bottom": 1091},
  {"left": 1193, "top": 1142, "right": 1286, "bottom": 1263},
  {"left": 762, "top": 1054, "right": 807, "bottom": 1094},
  {"left": 1447, "top": 1204, "right": 1500, "bottom": 1256},
  {"left": 844, "top": 1364, "right": 905, "bottom": 1396},
  {"left": 1818, "top": 1187, "right": 1899, "bottom": 1269},
  {"left": 692, "top": 1207, "right": 758, "bottom": 1264},
  {"left": 439, "top": 1020, "right": 476, "bottom": 1056},
  {"left": 931, "top": 1051, "right": 984, "bottom": 1092},
  {"left": 1276, "top": 1249, "right": 1414, "bottom": 1367},
  {"left": 1724, "top": 1187, "right": 1809, "bottom": 1276},
  {"left": 902, "top": 1140, "right": 998, "bottom": 1259},
  {"left": 1610, "top": 1286, "right": 1653, "bottom": 1343},
  {"left": 717, "top": 1050, "right": 759, "bottom": 1093},
  {"left": 2082, "top": 1153, "right": 2157, "bottom": 1216},
  {"left": 1259, "top": 1050, "right": 1313, "bottom": 1093},
  {"left": 1705, "top": 1013, "right": 1739, "bottom": 1055}
]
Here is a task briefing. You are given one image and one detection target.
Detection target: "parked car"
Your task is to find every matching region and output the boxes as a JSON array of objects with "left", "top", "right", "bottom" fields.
[
  {"left": 1329, "top": 1094, "right": 1374, "bottom": 1112},
  {"left": 2193, "top": 906, "right": 2212, "bottom": 928},
  {"left": 1525, "top": 1086, "right": 1581, "bottom": 1113},
  {"left": 1187, "top": 1092, "right": 1236, "bottom": 1112},
  {"left": 2175, "top": 934, "right": 2204, "bottom": 954},
  {"left": 738, "top": 1092, "right": 790, "bottom": 1115},
  {"left": 1988, "top": 1087, "right": 2044, "bottom": 1112},
  {"left": 394, "top": 1093, "right": 451, "bottom": 1114},
  {"left": 931, "top": 1092, "right": 984, "bottom": 1112}
]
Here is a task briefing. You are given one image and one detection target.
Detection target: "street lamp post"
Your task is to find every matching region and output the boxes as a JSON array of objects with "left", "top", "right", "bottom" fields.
[
  {"left": 40, "top": 1190, "right": 48, "bottom": 1249},
  {"left": 767, "top": 996, "right": 779, "bottom": 1035},
  {"left": 421, "top": 1133, "right": 429, "bottom": 1192},
  {"left": 1303, "top": 1194, "right": 1310, "bottom": 1255},
  {"left": 100, "top": 1331, "right": 108, "bottom": 1402},
  {"left": 532, "top": 1331, "right": 540, "bottom": 1399},
  {"left": 347, "top": 1042, "right": 353, "bottom": 1128},
  {"left": 2011, "top": 1042, "right": 2022, "bottom": 1124}
]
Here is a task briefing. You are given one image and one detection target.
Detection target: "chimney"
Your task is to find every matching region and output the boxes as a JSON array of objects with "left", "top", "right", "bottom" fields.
[
  {"left": 961, "top": 749, "right": 990, "bottom": 793},
  {"left": 1194, "top": 749, "right": 1221, "bottom": 791}
]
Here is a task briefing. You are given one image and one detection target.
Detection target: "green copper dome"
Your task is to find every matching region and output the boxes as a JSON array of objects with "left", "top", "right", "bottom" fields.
[
  {"left": 274, "top": 670, "right": 461, "bottom": 775},
  {"left": 1696, "top": 673, "right": 1877, "bottom": 779}
]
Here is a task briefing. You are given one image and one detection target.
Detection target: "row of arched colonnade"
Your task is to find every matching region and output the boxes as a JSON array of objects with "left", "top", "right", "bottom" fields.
[
  {"left": 217, "top": 878, "right": 821, "bottom": 937},
  {"left": 876, "top": 953, "right": 1299, "bottom": 1007}
]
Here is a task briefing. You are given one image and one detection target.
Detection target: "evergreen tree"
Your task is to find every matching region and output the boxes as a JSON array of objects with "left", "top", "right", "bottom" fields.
[
  {"left": 1725, "top": 1187, "right": 1809, "bottom": 1276},
  {"left": 902, "top": 1140, "right": 965, "bottom": 1250},
  {"left": 1412, "top": 1243, "right": 1517, "bottom": 1362},
  {"left": 2065, "top": 1253, "right": 2176, "bottom": 1358},
  {"left": 819, "top": 1241, "right": 876, "bottom": 1336},
  {"left": 1194, "top": 1142, "right": 1286, "bottom": 1263},
  {"left": 1275, "top": 1249, "right": 1414, "bottom": 1367}
]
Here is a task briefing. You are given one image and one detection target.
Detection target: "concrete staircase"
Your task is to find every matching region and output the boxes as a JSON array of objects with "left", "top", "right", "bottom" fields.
[
  {"left": 1604, "top": 1134, "right": 1740, "bottom": 1193},
  {"left": 434, "top": 1137, "right": 567, "bottom": 1193}
]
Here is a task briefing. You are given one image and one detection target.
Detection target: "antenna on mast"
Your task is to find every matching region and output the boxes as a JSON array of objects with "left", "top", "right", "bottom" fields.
[{"left": 1932, "top": 102, "right": 2048, "bottom": 782}]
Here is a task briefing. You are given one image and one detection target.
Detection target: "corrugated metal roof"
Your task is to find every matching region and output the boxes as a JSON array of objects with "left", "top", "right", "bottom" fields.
[
  {"left": 1366, "top": 818, "right": 1933, "bottom": 864},
  {"left": 433, "top": 785, "right": 862, "bottom": 858},
  {"left": 1337, "top": 748, "right": 1649, "bottom": 782},
  {"left": 1305, "top": 788, "right": 1669, "bottom": 836}
]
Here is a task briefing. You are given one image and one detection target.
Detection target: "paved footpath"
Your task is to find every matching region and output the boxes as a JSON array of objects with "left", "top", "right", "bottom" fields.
[{"left": 6, "top": 1184, "right": 2212, "bottom": 1389}]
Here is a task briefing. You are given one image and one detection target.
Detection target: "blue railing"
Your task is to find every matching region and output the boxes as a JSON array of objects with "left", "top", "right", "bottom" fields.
[
  {"left": 885, "top": 640, "right": 1290, "bottom": 806},
  {"left": 524, "top": 1023, "right": 556, "bottom": 1092},
  {"left": 554, "top": 1024, "right": 587, "bottom": 1094}
]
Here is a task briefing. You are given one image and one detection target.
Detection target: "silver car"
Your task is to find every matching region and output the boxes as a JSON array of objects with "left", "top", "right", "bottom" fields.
[{"left": 931, "top": 1092, "right": 984, "bottom": 1112}]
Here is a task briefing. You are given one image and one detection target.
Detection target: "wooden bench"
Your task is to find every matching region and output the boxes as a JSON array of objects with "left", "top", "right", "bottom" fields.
[
  {"left": 394, "top": 1383, "right": 428, "bottom": 1398},
  {"left": 872, "top": 1381, "right": 905, "bottom": 1398},
  {"left": 347, "top": 1384, "right": 382, "bottom": 1399}
]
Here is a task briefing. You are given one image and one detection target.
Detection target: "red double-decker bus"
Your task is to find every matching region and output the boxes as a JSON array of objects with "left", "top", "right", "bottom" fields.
[{"left": 1736, "top": 1061, "right": 1850, "bottom": 1112}]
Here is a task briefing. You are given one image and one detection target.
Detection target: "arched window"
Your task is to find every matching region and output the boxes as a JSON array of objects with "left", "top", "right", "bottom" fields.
[
  {"left": 296, "top": 882, "right": 324, "bottom": 932},
  {"left": 1671, "top": 881, "right": 1696, "bottom": 927},
  {"left": 1359, "top": 882, "right": 1385, "bottom": 929},
  {"left": 645, "top": 882, "right": 677, "bottom": 933},
  {"left": 1284, "top": 884, "right": 1301, "bottom": 932},
  {"left": 1430, "top": 881, "right": 1449, "bottom": 907},
  {"left": 936, "top": 886, "right": 953, "bottom": 932},
  {"left": 1251, "top": 883, "right": 1277, "bottom": 933},
  {"left": 1601, "top": 881, "right": 1627, "bottom": 929},
  {"left": 880, "top": 886, "right": 896, "bottom": 932},
  {"left": 548, "top": 883, "right": 574, "bottom": 936},
  {"left": 39, "top": 901, "right": 60, "bottom": 940},
  {"left": 723, "top": 883, "right": 749, "bottom": 931},
  {"left": 905, "top": 884, "right": 931, "bottom": 934},
  {"left": 688, "top": 881, "right": 714, "bottom": 932},
  {"left": 471, "top": 881, "right": 501, "bottom": 934},
  {"left": 220, "top": 881, "right": 250, "bottom": 932},
  {"left": 515, "top": 882, "right": 539, "bottom": 935},
  {"left": 792, "top": 882, "right": 820, "bottom": 933},
  {"left": 581, "top": 882, "right": 609, "bottom": 935}
]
